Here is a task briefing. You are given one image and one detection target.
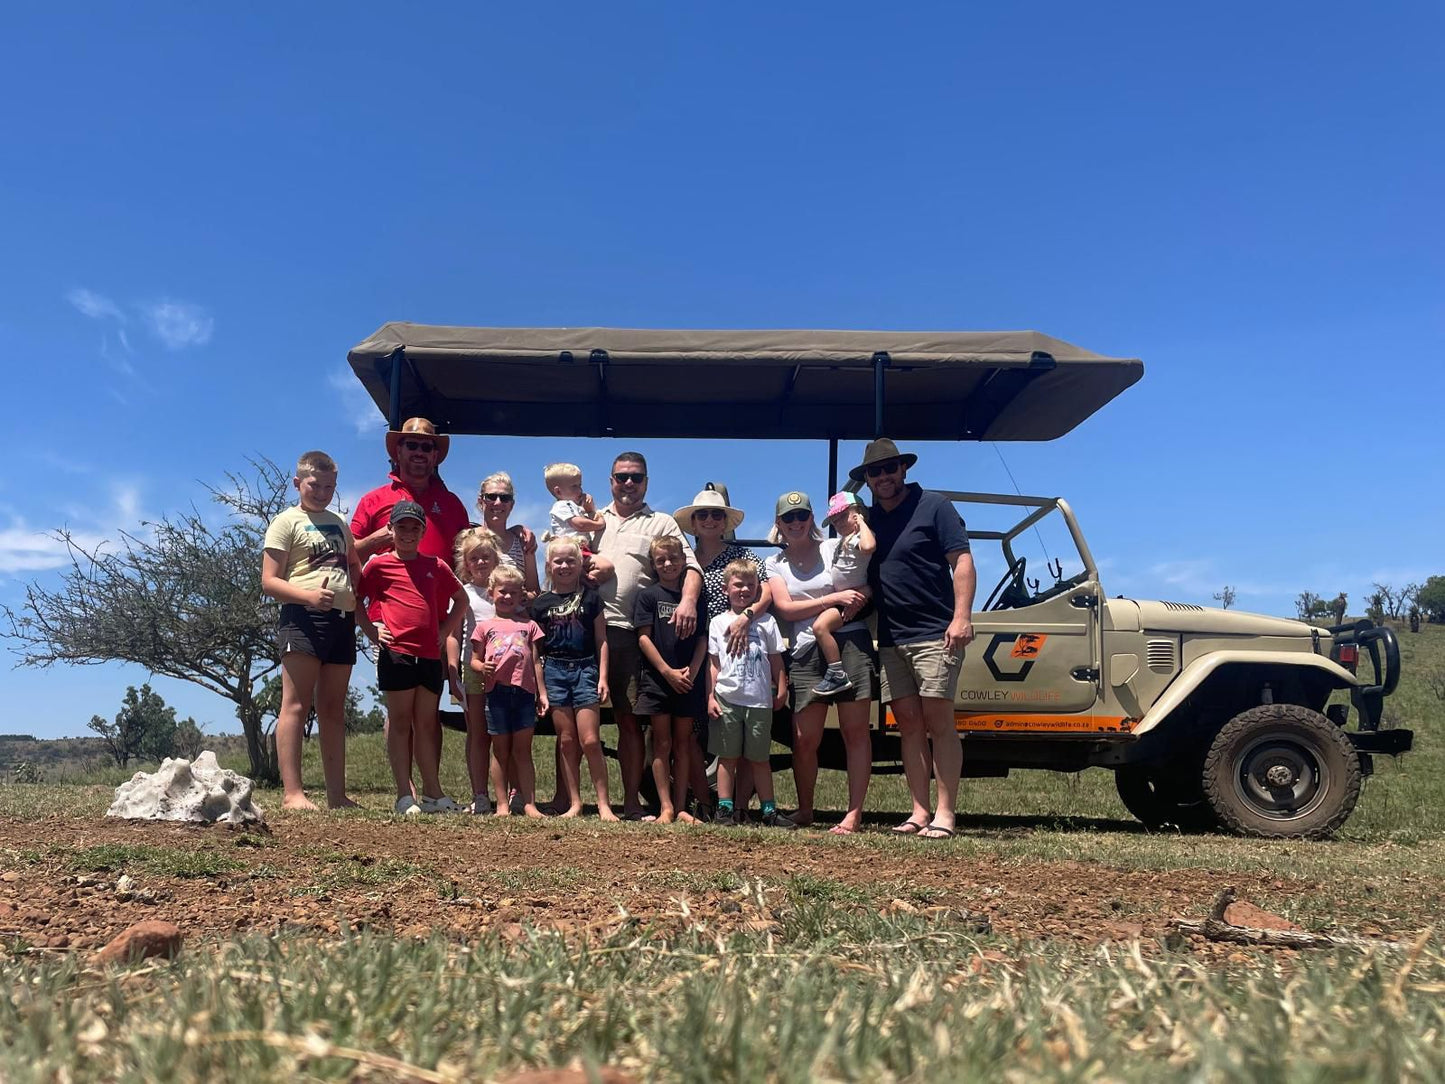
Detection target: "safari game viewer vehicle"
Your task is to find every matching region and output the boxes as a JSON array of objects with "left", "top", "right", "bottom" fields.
[{"left": 348, "top": 324, "right": 1411, "bottom": 838}]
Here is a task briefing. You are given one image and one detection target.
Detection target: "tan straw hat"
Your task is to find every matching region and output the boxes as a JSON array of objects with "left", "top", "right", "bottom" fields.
[
  {"left": 385, "top": 417, "right": 450, "bottom": 465},
  {"left": 673, "top": 485, "right": 745, "bottom": 535}
]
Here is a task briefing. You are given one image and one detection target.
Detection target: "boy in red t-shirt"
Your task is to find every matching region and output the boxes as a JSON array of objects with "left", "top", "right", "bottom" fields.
[{"left": 358, "top": 500, "right": 468, "bottom": 815}]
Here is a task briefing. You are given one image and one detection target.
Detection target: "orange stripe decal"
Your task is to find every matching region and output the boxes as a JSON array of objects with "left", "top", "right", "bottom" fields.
[{"left": 883, "top": 711, "right": 1136, "bottom": 734}]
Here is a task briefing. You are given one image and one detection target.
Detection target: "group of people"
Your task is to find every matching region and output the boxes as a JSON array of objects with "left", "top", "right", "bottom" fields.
[{"left": 261, "top": 417, "right": 976, "bottom": 839}]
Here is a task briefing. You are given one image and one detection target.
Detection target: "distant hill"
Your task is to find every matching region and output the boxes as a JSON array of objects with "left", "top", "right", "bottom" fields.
[{"left": 0, "top": 733, "right": 251, "bottom": 781}]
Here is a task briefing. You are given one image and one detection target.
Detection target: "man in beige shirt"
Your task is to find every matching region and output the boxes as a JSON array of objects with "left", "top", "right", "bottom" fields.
[{"left": 588, "top": 451, "right": 703, "bottom": 818}]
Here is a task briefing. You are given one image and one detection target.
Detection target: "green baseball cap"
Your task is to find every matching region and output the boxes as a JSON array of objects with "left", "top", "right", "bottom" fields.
[{"left": 774, "top": 491, "right": 813, "bottom": 517}]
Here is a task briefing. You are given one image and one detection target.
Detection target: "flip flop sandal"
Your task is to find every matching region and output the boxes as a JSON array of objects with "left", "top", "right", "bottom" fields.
[
  {"left": 891, "top": 819, "right": 929, "bottom": 836},
  {"left": 918, "top": 824, "right": 956, "bottom": 840}
]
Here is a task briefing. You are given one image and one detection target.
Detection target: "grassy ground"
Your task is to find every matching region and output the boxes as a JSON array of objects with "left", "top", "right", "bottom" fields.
[{"left": 1, "top": 622, "right": 1440, "bottom": 1081}]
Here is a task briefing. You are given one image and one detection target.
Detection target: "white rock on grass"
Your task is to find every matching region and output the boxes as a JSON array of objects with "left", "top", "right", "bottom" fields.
[{"left": 106, "top": 751, "right": 265, "bottom": 825}]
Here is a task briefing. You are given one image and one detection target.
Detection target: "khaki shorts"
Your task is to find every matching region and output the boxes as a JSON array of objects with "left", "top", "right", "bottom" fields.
[
  {"left": 462, "top": 667, "right": 486, "bottom": 696},
  {"left": 880, "top": 638, "right": 962, "bottom": 702},
  {"left": 605, "top": 626, "right": 642, "bottom": 717},
  {"left": 708, "top": 700, "right": 773, "bottom": 763}
]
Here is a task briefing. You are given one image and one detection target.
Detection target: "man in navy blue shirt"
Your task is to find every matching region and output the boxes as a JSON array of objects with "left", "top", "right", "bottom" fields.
[{"left": 858, "top": 438, "right": 976, "bottom": 840}]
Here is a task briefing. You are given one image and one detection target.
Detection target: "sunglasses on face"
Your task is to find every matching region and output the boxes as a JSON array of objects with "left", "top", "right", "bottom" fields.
[
  {"left": 693, "top": 509, "right": 726, "bottom": 522},
  {"left": 865, "top": 458, "right": 902, "bottom": 478},
  {"left": 401, "top": 440, "right": 436, "bottom": 453},
  {"left": 779, "top": 510, "right": 812, "bottom": 524},
  {"left": 481, "top": 492, "right": 514, "bottom": 504},
  {"left": 613, "top": 472, "right": 646, "bottom": 484}
]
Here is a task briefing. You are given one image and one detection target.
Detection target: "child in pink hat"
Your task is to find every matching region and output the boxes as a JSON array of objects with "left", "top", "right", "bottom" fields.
[{"left": 810, "top": 492, "right": 877, "bottom": 696}]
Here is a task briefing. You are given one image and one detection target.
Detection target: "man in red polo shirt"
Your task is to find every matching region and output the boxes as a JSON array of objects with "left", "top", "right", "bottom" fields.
[{"left": 351, "top": 417, "right": 471, "bottom": 567}]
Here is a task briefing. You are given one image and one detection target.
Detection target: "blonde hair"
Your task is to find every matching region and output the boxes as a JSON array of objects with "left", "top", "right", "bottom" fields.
[
  {"left": 542, "top": 536, "right": 584, "bottom": 589},
  {"left": 477, "top": 472, "right": 515, "bottom": 512},
  {"left": 453, "top": 526, "right": 504, "bottom": 581},
  {"left": 488, "top": 563, "right": 526, "bottom": 592},
  {"left": 767, "top": 520, "right": 824, "bottom": 545},
  {"left": 543, "top": 462, "right": 582, "bottom": 492},
  {"left": 296, "top": 450, "right": 337, "bottom": 478},
  {"left": 649, "top": 535, "right": 684, "bottom": 566},
  {"left": 723, "top": 558, "right": 759, "bottom": 586}
]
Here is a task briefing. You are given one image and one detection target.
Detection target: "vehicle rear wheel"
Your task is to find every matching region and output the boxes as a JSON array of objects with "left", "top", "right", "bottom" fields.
[
  {"left": 1202, "top": 704, "right": 1361, "bottom": 839},
  {"left": 1114, "top": 767, "right": 1217, "bottom": 832}
]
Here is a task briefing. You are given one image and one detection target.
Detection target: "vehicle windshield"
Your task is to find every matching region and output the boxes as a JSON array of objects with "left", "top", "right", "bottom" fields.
[{"left": 940, "top": 493, "right": 1094, "bottom": 612}]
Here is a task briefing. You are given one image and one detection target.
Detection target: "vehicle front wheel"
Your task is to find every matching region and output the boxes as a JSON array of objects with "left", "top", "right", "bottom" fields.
[
  {"left": 1114, "top": 767, "right": 1217, "bottom": 832},
  {"left": 1202, "top": 704, "right": 1361, "bottom": 839}
]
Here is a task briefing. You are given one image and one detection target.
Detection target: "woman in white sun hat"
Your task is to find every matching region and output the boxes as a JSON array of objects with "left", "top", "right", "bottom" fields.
[{"left": 672, "top": 485, "right": 774, "bottom": 819}]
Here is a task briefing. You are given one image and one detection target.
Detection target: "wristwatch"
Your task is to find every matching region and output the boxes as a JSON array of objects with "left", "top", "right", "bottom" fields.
[{"left": 743, "top": 607, "right": 755, "bottom": 620}]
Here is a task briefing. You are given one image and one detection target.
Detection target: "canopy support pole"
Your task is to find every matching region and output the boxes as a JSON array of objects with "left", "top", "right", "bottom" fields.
[
  {"left": 872, "top": 352, "right": 890, "bottom": 437},
  {"left": 827, "top": 438, "right": 838, "bottom": 498},
  {"left": 387, "top": 347, "right": 404, "bottom": 431}
]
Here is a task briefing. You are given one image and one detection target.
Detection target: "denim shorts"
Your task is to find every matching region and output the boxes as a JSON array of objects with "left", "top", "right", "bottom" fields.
[
  {"left": 485, "top": 684, "right": 538, "bottom": 735},
  {"left": 543, "top": 656, "right": 601, "bottom": 709}
]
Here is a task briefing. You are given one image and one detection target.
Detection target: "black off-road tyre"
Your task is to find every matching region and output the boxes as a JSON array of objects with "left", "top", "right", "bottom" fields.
[
  {"left": 1114, "top": 766, "right": 1218, "bottom": 832},
  {"left": 1202, "top": 704, "right": 1361, "bottom": 839}
]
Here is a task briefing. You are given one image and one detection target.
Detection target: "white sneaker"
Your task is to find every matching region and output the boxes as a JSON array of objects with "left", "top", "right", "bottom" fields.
[
  {"left": 419, "top": 795, "right": 461, "bottom": 814},
  {"left": 469, "top": 794, "right": 493, "bottom": 815},
  {"left": 393, "top": 796, "right": 422, "bottom": 815}
]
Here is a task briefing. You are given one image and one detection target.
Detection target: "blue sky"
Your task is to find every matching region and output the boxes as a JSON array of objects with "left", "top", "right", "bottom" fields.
[{"left": 2, "top": 3, "right": 1441, "bottom": 739}]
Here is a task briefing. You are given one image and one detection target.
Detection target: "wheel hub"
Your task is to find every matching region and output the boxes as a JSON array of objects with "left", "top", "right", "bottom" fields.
[{"left": 1235, "top": 735, "right": 1325, "bottom": 819}]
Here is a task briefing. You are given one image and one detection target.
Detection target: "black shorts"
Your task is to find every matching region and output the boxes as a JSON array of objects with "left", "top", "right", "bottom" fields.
[
  {"left": 377, "top": 647, "right": 444, "bottom": 694},
  {"left": 633, "top": 669, "right": 706, "bottom": 720},
  {"left": 277, "top": 605, "right": 357, "bottom": 666}
]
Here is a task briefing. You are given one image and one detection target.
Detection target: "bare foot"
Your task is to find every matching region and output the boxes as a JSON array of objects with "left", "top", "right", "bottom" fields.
[
  {"left": 598, "top": 807, "right": 620, "bottom": 822},
  {"left": 523, "top": 803, "right": 546, "bottom": 819},
  {"left": 676, "top": 810, "right": 699, "bottom": 825},
  {"left": 282, "top": 794, "right": 319, "bottom": 811},
  {"left": 494, "top": 807, "right": 512, "bottom": 818},
  {"left": 656, "top": 809, "right": 676, "bottom": 824},
  {"left": 327, "top": 796, "right": 361, "bottom": 810},
  {"left": 558, "top": 805, "right": 583, "bottom": 819}
]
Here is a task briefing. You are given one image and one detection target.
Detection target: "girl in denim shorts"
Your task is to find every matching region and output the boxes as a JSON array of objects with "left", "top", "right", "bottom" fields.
[{"left": 531, "top": 538, "right": 617, "bottom": 820}]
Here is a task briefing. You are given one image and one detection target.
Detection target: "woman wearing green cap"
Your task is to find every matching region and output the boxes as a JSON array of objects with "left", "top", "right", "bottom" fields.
[{"left": 763, "top": 491, "right": 877, "bottom": 833}]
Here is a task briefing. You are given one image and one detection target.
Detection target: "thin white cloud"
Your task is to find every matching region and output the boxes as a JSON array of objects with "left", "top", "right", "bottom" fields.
[
  {"left": 0, "top": 484, "right": 149, "bottom": 579},
  {"left": 328, "top": 366, "right": 386, "bottom": 437},
  {"left": 117, "top": 328, "right": 132, "bottom": 353},
  {"left": 145, "top": 300, "right": 213, "bottom": 350},
  {"left": 66, "top": 288, "right": 125, "bottom": 323}
]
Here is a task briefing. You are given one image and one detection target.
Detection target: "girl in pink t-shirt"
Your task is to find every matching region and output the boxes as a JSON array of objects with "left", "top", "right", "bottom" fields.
[{"left": 471, "top": 563, "right": 545, "bottom": 817}]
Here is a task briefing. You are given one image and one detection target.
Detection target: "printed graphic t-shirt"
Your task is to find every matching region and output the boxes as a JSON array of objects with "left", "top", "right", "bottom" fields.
[
  {"left": 472, "top": 617, "right": 544, "bottom": 692},
  {"left": 531, "top": 588, "right": 603, "bottom": 661},
  {"left": 708, "top": 611, "right": 783, "bottom": 709},
  {"left": 356, "top": 552, "right": 462, "bottom": 659},
  {"left": 263, "top": 505, "right": 356, "bottom": 612}
]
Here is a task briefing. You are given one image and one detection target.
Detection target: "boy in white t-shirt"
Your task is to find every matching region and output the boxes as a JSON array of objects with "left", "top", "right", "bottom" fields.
[
  {"left": 811, "top": 491, "right": 877, "bottom": 696},
  {"left": 706, "top": 560, "right": 794, "bottom": 829},
  {"left": 259, "top": 450, "right": 363, "bottom": 811}
]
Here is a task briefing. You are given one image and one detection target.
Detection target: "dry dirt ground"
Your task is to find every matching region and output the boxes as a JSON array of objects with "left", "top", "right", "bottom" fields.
[{"left": 3, "top": 814, "right": 1425, "bottom": 960}]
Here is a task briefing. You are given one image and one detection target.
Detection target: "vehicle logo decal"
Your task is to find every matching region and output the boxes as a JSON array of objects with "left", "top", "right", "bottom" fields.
[
  {"left": 1009, "top": 633, "right": 1048, "bottom": 659},
  {"left": 983, "top": 633, "right": 1042, "bottom": 682}
]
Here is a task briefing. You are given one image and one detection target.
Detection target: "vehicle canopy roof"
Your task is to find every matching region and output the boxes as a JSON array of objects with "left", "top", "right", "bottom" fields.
[{"left": 347, "top": 323, "right": 1142, "bottom": 441}]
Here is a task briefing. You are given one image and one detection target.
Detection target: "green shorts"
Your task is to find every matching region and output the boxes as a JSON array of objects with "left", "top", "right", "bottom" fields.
[{"left": 709, "top": 699, "right": 772, "bottom": 763}]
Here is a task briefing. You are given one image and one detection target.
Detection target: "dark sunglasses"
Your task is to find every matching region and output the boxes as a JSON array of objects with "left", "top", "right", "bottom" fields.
[
  {"left": 693, "top": 509, "right": 726, "bottom": 522},
  {"left": 779, "top": 510, "right": 812, "bottom": 524},
  {"left": 401, "top": 439, "right": 436, "bottom": 453},
  {"left": 865, "top": 458, "right": 902, "bottom": 478},
  {"left": 613, "top": 471, "right": 646, "bottom": 484},
  {"left": 481, "top": 492, "right": 514, "bottom": 503}
]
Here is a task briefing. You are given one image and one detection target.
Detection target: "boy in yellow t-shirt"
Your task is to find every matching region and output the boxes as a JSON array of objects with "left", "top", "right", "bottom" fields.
[{"left": 260, "top": 450, "right": 363, "bottom": 810}]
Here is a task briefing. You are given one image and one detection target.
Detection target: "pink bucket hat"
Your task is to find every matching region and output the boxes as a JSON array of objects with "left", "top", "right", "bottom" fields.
[{"left": 824, "top": 491, "right": 865, "bottom": 523}]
